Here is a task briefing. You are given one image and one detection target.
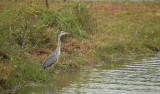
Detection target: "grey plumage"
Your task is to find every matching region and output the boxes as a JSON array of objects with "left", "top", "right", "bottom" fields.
[{"left": 42, "top": 31, "right": 70, "bottom": 69}]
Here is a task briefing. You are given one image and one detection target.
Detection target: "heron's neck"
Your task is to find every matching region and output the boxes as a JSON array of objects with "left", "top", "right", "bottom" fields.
[{"left": 56, "top": 35, "right": 61, "bottom": 51}]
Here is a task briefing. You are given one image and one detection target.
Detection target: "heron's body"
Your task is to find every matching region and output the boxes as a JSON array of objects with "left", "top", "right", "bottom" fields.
[{"left": 42, "top": 31, "right": 69, "bottom": 69}]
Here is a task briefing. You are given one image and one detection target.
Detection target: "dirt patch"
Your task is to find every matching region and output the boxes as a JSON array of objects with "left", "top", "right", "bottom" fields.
[
  {"left": 29, "top": 48, "right": 52, "bottom": 60},
  {"left": 93, "top": 3, "right": 160, "bottom": 12},
  {"left": 61, "top": 38, "right": 81, "bottom": 53}
]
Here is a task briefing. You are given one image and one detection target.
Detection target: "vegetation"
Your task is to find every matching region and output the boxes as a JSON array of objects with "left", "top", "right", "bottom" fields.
[{"left": 0, "top": 0, "right": 160, "bottom": 93}]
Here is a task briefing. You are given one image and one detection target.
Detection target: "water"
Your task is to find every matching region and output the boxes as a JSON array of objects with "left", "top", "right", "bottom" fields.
[{"left": 10, "top": 54, "right": 160, "bottom": 94}]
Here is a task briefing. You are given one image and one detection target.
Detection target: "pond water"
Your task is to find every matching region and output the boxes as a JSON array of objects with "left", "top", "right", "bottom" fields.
[{"left": 10, "top": 54, "right": 160, "bottom": 94}]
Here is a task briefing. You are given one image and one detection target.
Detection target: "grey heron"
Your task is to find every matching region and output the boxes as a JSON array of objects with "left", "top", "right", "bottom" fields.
[{"left": 42, "top": 31, "right": 70, "bottom": 69}]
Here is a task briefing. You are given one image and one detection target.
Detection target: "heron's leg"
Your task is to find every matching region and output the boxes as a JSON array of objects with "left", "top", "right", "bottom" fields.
[
  {"left": 50, "top": 65, "right": 52, "bottom": 70},
  {"left": 49, "top": 66, "right": 53, "bottom": 74},
  {"left": 50, "top": 65, "right": 55, "bottom": 74}
]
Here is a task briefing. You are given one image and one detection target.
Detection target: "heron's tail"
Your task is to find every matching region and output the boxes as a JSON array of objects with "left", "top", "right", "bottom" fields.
[{"left": 42, "top": 63, "right": 46, "bottom": 70}]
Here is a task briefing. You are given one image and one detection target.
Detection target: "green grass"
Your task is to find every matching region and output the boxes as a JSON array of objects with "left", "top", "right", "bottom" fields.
[
  {"left": 0, "top": 1, "right": 160, "bottom": 93},
  {"left": 0, "top": 1, "right": 96, "bottom": 92},
  {"left": 93, "top": 3, "right": 160, "bottom": 60}
]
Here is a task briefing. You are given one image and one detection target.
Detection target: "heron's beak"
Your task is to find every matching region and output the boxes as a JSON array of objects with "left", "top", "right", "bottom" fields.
[{"left": 65, "top": 32, "right": 70, "bottom": 35}]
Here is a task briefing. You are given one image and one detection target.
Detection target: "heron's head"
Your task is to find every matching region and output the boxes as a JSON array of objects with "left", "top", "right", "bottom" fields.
[{"left": 59, "top": 31, "right": 70, "bottom": 37}]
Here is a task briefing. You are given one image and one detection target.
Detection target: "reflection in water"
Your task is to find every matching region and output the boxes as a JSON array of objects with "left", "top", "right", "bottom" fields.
[
  {"left": 10, "top": 85, "right": 57, "bottom": 94},
  {"left": 11, "top": 54, "right": 160, "bottom": 94}
]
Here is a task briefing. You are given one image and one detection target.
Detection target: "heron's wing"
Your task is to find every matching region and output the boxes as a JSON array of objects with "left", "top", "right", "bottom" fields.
[{"left": 44, "top": 51, "right": 59, "bottom": 67}]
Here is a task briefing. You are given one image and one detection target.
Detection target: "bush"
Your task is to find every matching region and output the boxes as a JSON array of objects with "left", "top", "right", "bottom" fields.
[{"left": 0, "top": 1, "right": 96, "bottom": 91}]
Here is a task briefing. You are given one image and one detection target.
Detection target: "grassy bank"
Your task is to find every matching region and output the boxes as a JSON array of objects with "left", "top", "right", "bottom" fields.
[
  {"left": 93, "top": 1, "right": 160, "bottom": 59},
  {"left": 0, "top": 1, "right": 160, "bottom": 93}
]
